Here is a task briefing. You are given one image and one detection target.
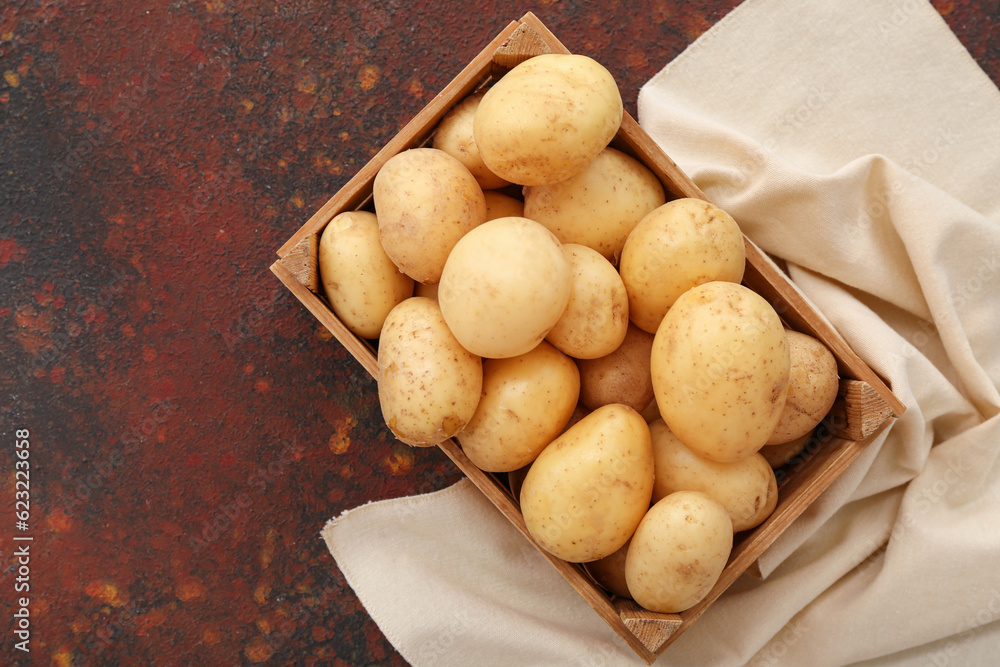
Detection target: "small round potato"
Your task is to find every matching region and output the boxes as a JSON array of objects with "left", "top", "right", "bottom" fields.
[
  {"left": 438, "top": 217, "right": 573, "bottom": 359},
  {"left": 318, "top": 210, "right": 414, "bottom": 339},
  {"left": 577, "top": 323, "right": 655, "bottom": 412},
  {"left": 625, "top": 491, "right": 733, "bottom": 613},
  {"left": 545, "top": 244, "right": 629, "bottom": 360},
  {"left": 766, "top": 330, "right": 840, "bottom": 445},
  {"left": 483, "top": 190, "right": 524, "bottom": 221},
  {"left": 474, "top": 53, "right": 623, "bottom": 186},
  {"left": 523, "top": 147, "right": 666, "bottom": 263},
  {"left": 651, "top": 281, "right": 790, "bottom": 462},
  {"left": 620, "top": 198, "right": 746, "bottom": 334},
  {"left": 377, "top": 297, "right": 483, "bottom": 447},
  {"left": 649, "top": 419, "right": 777, "bottom": 532},
  {"left": 373, "top": 148, "right": 486, "bottom": 284},
  {"left": 459, "top": 341, "right": 581, "bottom": 472},
  {"left": 521, "top": 404, "right": 654, "bottom": 563},
  {"left": 433, "top": 92, "right": 511, "bottom": 191}
]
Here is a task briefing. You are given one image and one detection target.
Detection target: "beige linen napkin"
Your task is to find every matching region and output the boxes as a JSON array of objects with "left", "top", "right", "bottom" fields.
[{"left": 323, "top": 0, "right": 1000, "bottom": 664}]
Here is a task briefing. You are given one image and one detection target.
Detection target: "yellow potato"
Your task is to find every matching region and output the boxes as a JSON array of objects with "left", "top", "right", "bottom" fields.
[
  {"left": 438, "top": 217, "right": 572, "bottom": 359},
  {"left": 433, "top": 92, "right": 511, "bottom": 191},
  {"left": 620, "top": 198, "right": 746, "bottom": 334},
  {"left": 760, "top": 430, "right": 813, "bottom": 468},
  {"left": 474, "top": 53, "right": 623, "bottom": 185},
  {"left": 377, "top": 297, "right": 483, "bottom": 447},
  {"left": 483, "top": 190, "right": 524, "bottom": 221},
  {"left": 577, "top": 323, "right": 655, "bottom": 412},
  {"left": 373, "top": 147, "right": 486, "bottom": 284},
  {"left": 584, "top": 539, "right": 632, "bottom": 599},
  {"left": 766, "top": 330, "right": 840, "bottom": 445},
  {"left": 625, "top": 491, "right": 733, "bottom": 613},
  {"left": 523, "top": 147, "right": 666, "bottom": 263},
  {"left": 651, "top": 281, "right": 790, "bottom": 462},
  {"left": 520, "top": 404, "right": 654, "bottom": 563},
  {"left": 459, "top": 341, "right": 580, "bottom": 472},
  {"left": 649, "top": 419, "right": 777, "bottom": 532},
  {"left": 318, "top": 210, "right": 414, "bottom": 339},
  {"left": 545, "top": 244, "right": 629, "bottom": 360}
]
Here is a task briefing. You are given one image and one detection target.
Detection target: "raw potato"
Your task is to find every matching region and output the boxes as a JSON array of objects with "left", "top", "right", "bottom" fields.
[
  {"left": 373, "top": 147, "right": 486, "bottom": 284},
  {"left": 625, "top": 491, "right": 733, "bottom": 613},
  {"left": 651, "top": 281, "right": 790, "bottom": 463},
  {"left": 377, "top": 297, "right": 483, "bottom": 447},
  {"left": 474, "top": 53, "right": 623, "bottom": 186},
  {"left": 545, "top": 244, "right": 629, "bottom": 360},
  {"left": 766, "top": 330, "right": 840, "bottom": 445},
  {"left": 483, "top": 190, "right": 524, "bottom": 220},
  {"left": 523, "top": 147, "right": 666, "bottom": 263},
  {"left": 520, "top": 404, "right": 654, "bottom": 563},
  {"left": 584, "top": 539, "right": 632, "bottom": 599},
  {"left": 649, "top": 419, "right": 777, "bottom": 532},
  {"left": 459, "top": 341, "right": 581, "bottom": 473},
  {"left": 433, "top": 92, "right": 511, "bottom": 191},
  {"left": 620, "top": 198, "right": 746, "bottom": 334},
  {"left": 760, "top": 430, "right": 813, "bottom": 468},
  {"left": 438, "top": 217, "right": 572, "bottom": 359},
  {"left": 577, "top": 323, "right": 655, "bottom": 413},
  {"left": 318, "top": 211, "right": 414, "bottom": 339}
]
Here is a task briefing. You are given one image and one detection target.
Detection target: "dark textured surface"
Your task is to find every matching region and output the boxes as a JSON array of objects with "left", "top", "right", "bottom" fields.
[{"left": 0, "top": 1, "right": 996, "bottom": 665}]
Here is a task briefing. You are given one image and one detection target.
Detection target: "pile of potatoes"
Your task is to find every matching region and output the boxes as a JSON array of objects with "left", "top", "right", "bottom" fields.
[{"left": 317, "top": 53, "right": 841, "bottom": 614}]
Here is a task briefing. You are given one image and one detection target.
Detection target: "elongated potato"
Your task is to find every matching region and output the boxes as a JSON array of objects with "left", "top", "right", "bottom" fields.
[
  {"left": 626, "top": 491, "right": 733, "bottom": 613},
  {"left": 458, "top": 341, "right": 580, "bottom": 472},
  {"left": 373, "top": 148, "right": 486, "bottom": 284},
  {"left": 520, "top": 404, "right": 653, "bottom": 563},
  {"left": 649, "top": 419, "right": 777, "bottom": 532},
  {"left": 651, "top": 281, "right": 790, "bottom": 462},
  {"left": 318, "top": 211, "right": 414, "bottom": 339},
  {"left": 474, "top": 53, "right": 623, "bottom": 186},
  {"left": 523, "top": 147, "right": 666, "bottom": 263},
  {"left": 545, "top": 244, "right": 629, "bottom": 360},
  {"left": 620, "top": 198, "right": 745, "bottom": 334},
  {"left": 377, "top": 297, "right": 482, "bottom": 447}
]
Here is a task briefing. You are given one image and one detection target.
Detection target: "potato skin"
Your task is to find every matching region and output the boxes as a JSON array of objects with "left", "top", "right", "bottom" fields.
[
  {"left": 545, "top": 244, "right": 629, "bottom": 360},
  {"left": 766, "top": 330, "right": 840, "bottom": 445},
  {"left": 520, "top": 404, "right": 653, "bottom": 563},
  {"left": 373, "top": 148, "right": 486, "bottom": 284},
  {"left": 377, "top": 297, "right": 483, "bottom": 447},
  {"left": 649, "top": 419, "right": 777, "bottom": 532},
  {"left": 577, "top": 323, "right": 655, "bottom": 413},
  {"left": 474, "top": 53, "right": 623, "bottom": 186},
  {"left": 318, "top": 211, "right": 414, "bottom": 339},
  {"left": 438, "top": 217, "right": 572, "bottom": 359},
  {"left": 433, "top": 92, "right": 511, "bottom": 191},
  {"left": 584, "top": 539, "right": 632, "bottom": 599},
  {"left": 651, "top": 281, "right": 790, "bottom": 462},
  {"left": 483, "top": 190, "right": 524, "bottom": 221},
  {"left": 458, "top": 341, "right": 580, "bottom": 473},
  {"left": 523, "top": 147, "right": 666, "bottom": 262},
  {"left": 625, "top": 491, "right": 733, "bottom": 613},
  {"left": 620, "top": 198, "right": 746, "bottom": 334}
]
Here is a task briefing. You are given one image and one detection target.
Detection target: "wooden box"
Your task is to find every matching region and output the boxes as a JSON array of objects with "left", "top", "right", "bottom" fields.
[{"left": 270, "top": 12, "right": 904, "bottom": 663}]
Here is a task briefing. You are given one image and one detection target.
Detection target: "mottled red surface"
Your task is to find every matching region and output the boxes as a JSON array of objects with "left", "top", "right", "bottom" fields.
[{"left": 0, "top": 1, "right": 996, "bottom": 665}]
